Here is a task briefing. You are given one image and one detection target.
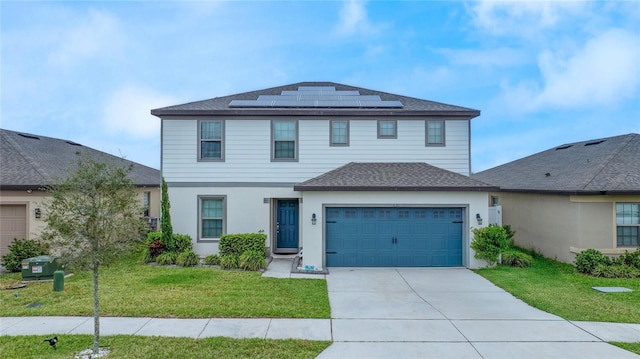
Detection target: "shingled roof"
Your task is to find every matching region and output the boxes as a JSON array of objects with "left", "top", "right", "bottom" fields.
[
  {"left": 151, "top": 82, "right": 480, "bottom": 118},
  {"left": 0, "top": 129, "right": 160, "bottom": 190},
  {"left": 472, "top": 133, "right": 640, "bottom": 195},
  {"left": 294, "top": 162, "right": 498, "bottom": 192}
]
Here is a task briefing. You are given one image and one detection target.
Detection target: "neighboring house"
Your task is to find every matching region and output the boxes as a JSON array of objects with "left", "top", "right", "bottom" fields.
[
  {"left": 151, "top": 82, "right": 498, "bottom": 270},
  {"left": 473, "top": 133, "right": 640, "bottom": 263},
  {"left": 0, "top": 128, "right": 161, "bottom": 257}
]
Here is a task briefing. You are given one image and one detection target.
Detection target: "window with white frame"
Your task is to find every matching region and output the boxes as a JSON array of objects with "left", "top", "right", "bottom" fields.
[
  {"left": 426, "top": 120, "right": 445, "bottom": 146},
  {"left": 199, "top": 120, "right": 224, "bottom": 160},
  {"left": 616, "top": 203, "right": 639, "bottom": 246},
  {"left": 330, "top": 120, "right": 349, "bottom": 146},
  {"left": 200, "top": 196, "right": 225, "bottom": 240},
  {"left": 377, "top": 120, "right": 397, "bottom": 139},
  {"left": 272, "top": 120, "right": 297, "bottom": 160}
]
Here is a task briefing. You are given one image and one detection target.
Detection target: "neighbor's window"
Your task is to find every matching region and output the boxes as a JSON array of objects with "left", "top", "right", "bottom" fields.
[
  {"left": 272, "top": 120, "right": 297, "bottom": 160},
  {"left": 200, "top": 196, "right": 225, "bottom": 239},
  {"left": 199, "top": 120, "right": 224, "bottom": 160},
  {"left": 377, "top": 120, "right": 397, "bottom": 139},
  {"left": 616, "top": 203, "right": 639, "bottom": 246},
  {"left": 330, "top": 120, "right": 349, "bottom": 146},
  {"left": 426, "top": 120, "right": 445, "bottom": 146},
  {"left": 143, "top": 191, "right": 150, "bottom": 217}
]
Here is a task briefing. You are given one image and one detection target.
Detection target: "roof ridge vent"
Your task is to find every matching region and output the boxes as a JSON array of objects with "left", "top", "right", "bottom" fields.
[
  {"left": 66, "top": 140, "right": 82, "bottom": 146},
  {"left": 555, "top": 145, "right": 573, "bottom": 150},
  {"left": 18, "top": 133, "right": 40, "bottom": 140},
  {"left": 584, "top": 140, "right": 606, "bottom": 146}
]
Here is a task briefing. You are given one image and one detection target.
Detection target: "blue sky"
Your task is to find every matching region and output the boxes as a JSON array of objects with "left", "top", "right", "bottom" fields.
[{"left": 2, "top": 1, "right": 639, "bottom": 172}]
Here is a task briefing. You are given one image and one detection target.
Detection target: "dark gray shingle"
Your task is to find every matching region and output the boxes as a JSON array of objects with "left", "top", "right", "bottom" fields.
[
  {"left": 294, "top": 162, "right": 498, "bottom": 192},
  {"left": 0, "top": 129, "right": 160, "bottom": 189},
  {"left": 472, "top": 133, "right": 640, "bottom": 194},
  {"left": 151, "top": 82, "right": 480, "bottom": 118}
]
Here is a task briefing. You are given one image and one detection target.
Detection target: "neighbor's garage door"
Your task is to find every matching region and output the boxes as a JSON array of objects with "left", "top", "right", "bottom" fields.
[
  {"left": 326, "top": 207, "right": 463, "bottom": 267},
  {"left": 0, "top": 204, "right": 27, "bottom": 257}
]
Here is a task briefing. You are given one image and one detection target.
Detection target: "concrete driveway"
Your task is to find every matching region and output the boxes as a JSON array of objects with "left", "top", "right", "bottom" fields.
[{"left": 317, "top": 267, "right": 638, "bottom": 359}]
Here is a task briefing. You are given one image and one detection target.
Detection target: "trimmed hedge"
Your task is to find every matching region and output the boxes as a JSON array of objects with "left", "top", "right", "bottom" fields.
[{"left": 219, "top": 233, "right": 267, "bottom": 257}]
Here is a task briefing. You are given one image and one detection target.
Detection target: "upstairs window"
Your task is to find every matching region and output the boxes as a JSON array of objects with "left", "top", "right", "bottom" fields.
[
  {"left": 199, "top": 120, "right": 224, "bottom": 160},
  {"left": 616, "top": 203, "right": 639, "bottom": 247},
  {"left": 272, "top": 120, "right": 297, "bottom": 161},
  {"left": 426, "top": 120, "right": 445, "bottom": 146},
  {"left": 330, "top": 120, "right": 349, "bottom": 146},
  {"left": 377, "top": 120, "right": 397, "bottom": 139}
]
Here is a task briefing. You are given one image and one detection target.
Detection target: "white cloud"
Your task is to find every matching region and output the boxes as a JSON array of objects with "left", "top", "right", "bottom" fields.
[
  {"left": 335, "top": 0, "right": 374, "bottom": 35},
  {"left": 47, "top": 8, "right": 125, "bottom": 68},
  {"left": 102, "top": 85, "right": 176, "bottom": 139},
  {"left": 501, "top": 28, "right": 640, "bottom": 111},
  {"left": 468, "top": 0, "right": 587, "bottom": 38},
  {"left": 536, "top": 28, "right": 640, "bottom": 107}
]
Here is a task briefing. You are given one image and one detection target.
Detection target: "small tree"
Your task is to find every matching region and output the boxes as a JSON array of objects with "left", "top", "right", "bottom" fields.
[
  {"left": 41, "top": 156, "right": 144, "bottom": 355},
  {"left": 160, "top": 177, "right": 174, "bottom": 252}
]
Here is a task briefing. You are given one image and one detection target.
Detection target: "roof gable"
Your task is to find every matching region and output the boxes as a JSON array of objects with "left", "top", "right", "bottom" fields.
[
  {"left": 0, "top": 129, "right": 160, "bottom": 189},
  {"left": 294, "top": 162, "right": 498, "bottom": 192},
  {"left": 473, "top": 133, "right": 640, "bottom": 194},
  {"left": 151, "top": 82, "right": 480, "bottom": 118}
]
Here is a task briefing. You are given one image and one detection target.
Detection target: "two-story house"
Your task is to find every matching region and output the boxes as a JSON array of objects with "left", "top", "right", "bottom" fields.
[{"left": 151, "top": 82, "right": 497, "bottom": 271}]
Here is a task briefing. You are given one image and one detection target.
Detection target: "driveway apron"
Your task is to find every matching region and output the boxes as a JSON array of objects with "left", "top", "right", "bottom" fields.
[{"left": 316, "top": 267, "right": 639, "bottom": 359}]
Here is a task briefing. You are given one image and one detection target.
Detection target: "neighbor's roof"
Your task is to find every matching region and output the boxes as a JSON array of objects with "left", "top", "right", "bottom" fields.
[
  {"left": 0, "top": 128, "right": 160, "bottom": 189},
  {"left": 472, "top": 133, "right": 640, "bottom": 195},
  {"left": 294, "top": 162, "right": 499, "bottom": 192},
  {"left": 151, "top": 82, "right": 480, "bottom": 118}
]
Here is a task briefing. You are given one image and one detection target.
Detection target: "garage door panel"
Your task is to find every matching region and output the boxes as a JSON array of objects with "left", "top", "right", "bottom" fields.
[{"left": 326, "top": 207, "right": 463, "bottom": 267}]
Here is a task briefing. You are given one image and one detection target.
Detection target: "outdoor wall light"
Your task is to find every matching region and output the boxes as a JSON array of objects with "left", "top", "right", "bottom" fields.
[
  {"left": 311, "top": 213, "right": 317, "bottom": 225},
  {"left": 476, "top": 213, "right": 483, "bottom": 225},
  {"left": 35, "top": 208, "right": 41, "bottom": 219}
]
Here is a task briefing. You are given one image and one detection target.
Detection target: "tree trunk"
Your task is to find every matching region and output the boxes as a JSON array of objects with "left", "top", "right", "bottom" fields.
[{"left": 93, "top": 265, "right": 100, "bottom": 354}]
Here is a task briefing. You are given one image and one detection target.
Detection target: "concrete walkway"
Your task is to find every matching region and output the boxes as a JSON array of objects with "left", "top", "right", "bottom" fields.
[{"left": 1, "top": 258, "right": 639, "bottom": 358}]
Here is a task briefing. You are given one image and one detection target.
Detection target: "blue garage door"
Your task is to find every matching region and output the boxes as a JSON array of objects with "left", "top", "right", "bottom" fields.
[{"left": 326, "top": 207, "right": 463, "bottom": 267}]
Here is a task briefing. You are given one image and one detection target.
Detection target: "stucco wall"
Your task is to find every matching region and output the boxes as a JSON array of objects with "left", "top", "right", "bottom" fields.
[
  {"left": 0, "top": 187, "right": 160, "bottom": 240},
  {"left": 300, "top": 191, "right": 490, "bottom": 270},
  {"left": 494, "top": 192, "right": 640, "bottom": 263}
]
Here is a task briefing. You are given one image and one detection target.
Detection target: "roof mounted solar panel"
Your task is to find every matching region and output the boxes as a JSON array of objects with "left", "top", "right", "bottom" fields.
[{"left": 297, "top": 86, "right": 336, "bottom": 91}]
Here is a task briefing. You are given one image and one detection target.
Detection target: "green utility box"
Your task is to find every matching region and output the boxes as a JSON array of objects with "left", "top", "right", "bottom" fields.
[{"left": 21, "top": 256, "right": 63, "bottom": 281}]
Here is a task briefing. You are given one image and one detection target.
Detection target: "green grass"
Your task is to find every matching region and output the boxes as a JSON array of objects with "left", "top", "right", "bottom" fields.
[
  {"left": 475, "top": 253, "right": 640, "bottom": 323},
  {"left": 611, "top": 342, "right": 640, "bottom": 355},
  {"left": 0, "top": 252, "right": 330, "bottom": 318},
  {"left": 0, "top": 335, "right": 331, "bottom": 359}
]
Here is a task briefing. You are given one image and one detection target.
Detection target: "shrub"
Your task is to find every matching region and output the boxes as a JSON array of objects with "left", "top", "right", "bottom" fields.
[
  {"left": 1, "top": 238, "right": 50, "bottom": 272},
  {"left": 141, "top": 249, "right": 154, "bottom": 264},
  {"left": 239, "top": 250, "right": 267, "bottom": 271},
  {"left": 501, "top": 248, "right": 533, "bottom": 268},
  {"left": 156, "top": 251, "right": 178, "bottom": 265},
  {"left": 146, "top": 231, "right": 163, "bottom": 244},
  {"left": 204, "top": 254, "right": 220, "bottom": 265},
  {"left": 470, "top": 225, "right": 510, "bottom": 266},
  {"left": 612, "top": 248, "right": 640, "bottom": 269},
  {"left": 219, "top": 254, "right": 239, "bottom": 269},
  {"left": 173, "top": 234, "right": 193, "bottom": 253},
  {"left": 176, "top": 250, "right": 199, "bottom": 267},
  {"left": 148, "top": 240, "right": 165, "bottom": 259},
  {"left": 503, "top": 224, "right": 516, "bottom": 245},
  {"left": 592, "top": 264, "right": 640, "bottom": 278},
  {"left": 219, "top": 233, "right": 267, "bottom": 257},
  {"left": 574, "top": 249, "right": 611, "bottom": 274}
]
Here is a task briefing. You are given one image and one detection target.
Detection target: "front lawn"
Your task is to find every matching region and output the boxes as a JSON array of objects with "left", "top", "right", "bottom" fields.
[
  {"left": 0, "top": 252, "right": 330, "bottom": 318},
  {"left": 0, "top": 335, "right": 331, "bottom": 359},
  {"left": 475, "top": 253, "right": 640, "bottom": 323}
]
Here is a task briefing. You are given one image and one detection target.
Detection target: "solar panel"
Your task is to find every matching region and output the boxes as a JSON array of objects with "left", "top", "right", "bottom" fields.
[{"left": 229, "top": 86, "right": 404, "bottom": 108}]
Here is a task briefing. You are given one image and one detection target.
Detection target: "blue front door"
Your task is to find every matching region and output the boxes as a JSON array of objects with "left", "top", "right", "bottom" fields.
[{"left": 276, "top": 200, "right": 299, "bottom": 253}]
